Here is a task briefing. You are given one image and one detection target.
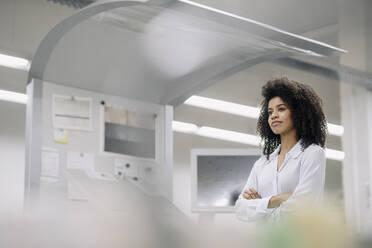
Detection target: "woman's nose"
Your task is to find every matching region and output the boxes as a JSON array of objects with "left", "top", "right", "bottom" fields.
[{"left": 271, "top": 115, "right": 279, "bottom": 121}]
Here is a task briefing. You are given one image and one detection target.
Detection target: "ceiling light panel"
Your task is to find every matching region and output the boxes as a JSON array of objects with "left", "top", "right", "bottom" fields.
[
  {"left": 0, "top": 89, "right": 27, "bottom": 104},
  {"left": 0, "top": 53, "right": 30, "bottom": 71}
]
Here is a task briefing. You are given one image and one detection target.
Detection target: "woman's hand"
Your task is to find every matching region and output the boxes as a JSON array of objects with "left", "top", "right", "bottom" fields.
[
  {"left": 268, "top": 193, "right": 292, "bottom": 208},
  {"left": 243, "top": 188, "right": 261, "bottom": 200}
]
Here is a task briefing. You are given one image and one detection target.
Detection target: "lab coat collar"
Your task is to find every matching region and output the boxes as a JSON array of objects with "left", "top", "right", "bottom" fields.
[
  {"left": 268, "top": 139, "right": 303, "bottom": 162},
  {"left": 269, "top": 145, "right": 281, "bottom": 162},
  {"left": 287, "top": 139, "right": 303, "bottom": 159}
]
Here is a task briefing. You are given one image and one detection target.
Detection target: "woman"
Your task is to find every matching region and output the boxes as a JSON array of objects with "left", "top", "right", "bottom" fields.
[{"left": 235, "top": 77, "right": 327, "bottom": 222}]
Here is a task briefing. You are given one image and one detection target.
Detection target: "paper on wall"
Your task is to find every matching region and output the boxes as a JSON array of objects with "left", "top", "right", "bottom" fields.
[
  {"left": 53, "top": 128, "right": 68, "bottom": 144},
  {"left": 41, "top": 147, "right": 60, "bottom": 178},
  {"left": 67, "top": 151, "right": 95, "bottom": 172},
  {"left": 53, "top": 94, "right": 92, "bottom": 131}
]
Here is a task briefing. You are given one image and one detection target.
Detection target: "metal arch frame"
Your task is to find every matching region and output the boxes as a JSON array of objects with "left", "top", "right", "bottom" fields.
[
  {"left": 25, "top": 0, "right": 176, "bottom": 206},
  {"left": 27, "top": 0, "right": 171, "bottom": 84},
  {"left": 25, "top": 0, "right": 294, "bottom": 108},
  {"left": 28, "top": 0, "right": 347, "bottom": 86}
]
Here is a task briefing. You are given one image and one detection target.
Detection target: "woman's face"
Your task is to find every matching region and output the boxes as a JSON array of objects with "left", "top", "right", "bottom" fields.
[{"left": 268, "top": 96, "right": 294, "bottom": 136}]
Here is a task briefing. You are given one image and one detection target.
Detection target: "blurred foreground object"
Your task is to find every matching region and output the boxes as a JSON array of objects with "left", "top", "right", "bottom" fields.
[{"left": 260, "top": 202, "right": 354, "bottom": 248}]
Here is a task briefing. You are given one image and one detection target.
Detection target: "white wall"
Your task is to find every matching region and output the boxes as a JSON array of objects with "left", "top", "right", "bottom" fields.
[{"left": 0, "top": 100, "right": 25, "bottom": 216}]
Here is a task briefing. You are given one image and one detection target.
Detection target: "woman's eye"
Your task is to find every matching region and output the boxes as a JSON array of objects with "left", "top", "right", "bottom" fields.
[{"left": 279, "top": 108, "right": 285, "bottom": 111}]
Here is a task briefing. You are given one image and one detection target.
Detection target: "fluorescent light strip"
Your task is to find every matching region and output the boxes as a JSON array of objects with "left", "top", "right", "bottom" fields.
[
  {"left": 172, "top": 121, "right": 198, "bottom": 133},
  {"left": 172, "top": 120, "right": 344, "bottom": 161},
  {"left": 0, "top": 89, "right": 27, "bottom": 104},
  {"left": 185, "top": 96, "right": 344, "bottom": 136},
  {"left": 185, "top": 95, "right": 260, "bottom": 119},
  {"left": 197, "top": 126, "right": 261, "bottom": 146},
  {"left": 327, "top": 123, "right": 344, "bottom": 136},
  {"left": 325, "top": 148, "right": 345, "bottom": 162},
  {"left": 0, "top": 53, "right": 30, "bottom": 71}
]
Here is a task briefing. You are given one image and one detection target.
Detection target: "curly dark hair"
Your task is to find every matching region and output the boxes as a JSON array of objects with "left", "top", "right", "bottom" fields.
[{"left": 257, "top": 77, "right": 327, "bottom": 160}]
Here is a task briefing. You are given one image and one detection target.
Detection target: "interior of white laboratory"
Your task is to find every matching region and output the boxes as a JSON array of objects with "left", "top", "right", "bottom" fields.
[{"left": 0, "top": 0, "right": 372, "bottom": 247}]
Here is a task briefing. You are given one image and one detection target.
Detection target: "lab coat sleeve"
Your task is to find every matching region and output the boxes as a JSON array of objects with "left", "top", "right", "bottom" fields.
[
  {"left": 234, "top": 158, "right": 274, "bottom": 222},
  {"left": 277, "top": 145, "right": 326, "bottom": 215}
]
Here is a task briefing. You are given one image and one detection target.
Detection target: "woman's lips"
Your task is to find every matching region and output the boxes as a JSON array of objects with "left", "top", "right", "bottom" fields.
[{"left": 272, "top": 121, "right": 282, "bottom": 127}]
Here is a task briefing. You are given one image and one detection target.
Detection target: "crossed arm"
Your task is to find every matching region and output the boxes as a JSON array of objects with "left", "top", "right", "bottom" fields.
[{"left": 243, "top": 188, "right": 292, "bottom": 208}]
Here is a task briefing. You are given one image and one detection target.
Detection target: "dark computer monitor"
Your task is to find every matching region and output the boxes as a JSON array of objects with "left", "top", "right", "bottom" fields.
[{"left": 191, "top": 148, "right": 261, "bottom": 213}]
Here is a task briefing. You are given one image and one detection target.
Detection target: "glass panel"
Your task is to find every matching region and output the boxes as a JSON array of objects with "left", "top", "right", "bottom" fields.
[{"left": 104, "top": 106, "right": 156, "bottom": 159}]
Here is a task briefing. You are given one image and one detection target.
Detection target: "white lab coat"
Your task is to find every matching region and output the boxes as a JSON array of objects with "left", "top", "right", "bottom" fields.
[{"left": 235, "top": 139, "right": 326, "bottom": 222}]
